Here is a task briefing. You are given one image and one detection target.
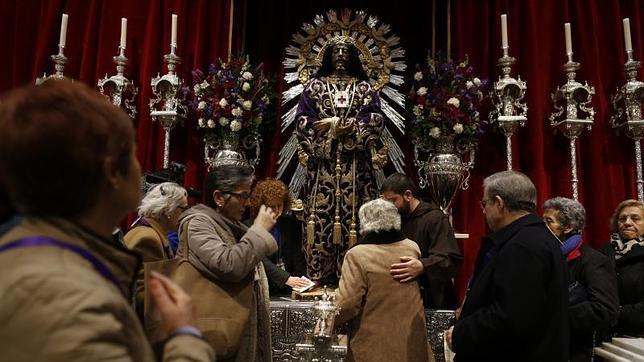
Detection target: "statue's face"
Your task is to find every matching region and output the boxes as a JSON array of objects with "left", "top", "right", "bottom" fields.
[{"left": 331, "top": 43, "right": 350, "bottom": 71}]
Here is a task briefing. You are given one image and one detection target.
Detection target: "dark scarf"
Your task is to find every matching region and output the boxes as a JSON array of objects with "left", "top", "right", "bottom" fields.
[
  {"left": 360, "top": 229, "right": 405, "bottom": 245},
  {"left": 611, "top": 233, "right": 644, "bottom": 259}
]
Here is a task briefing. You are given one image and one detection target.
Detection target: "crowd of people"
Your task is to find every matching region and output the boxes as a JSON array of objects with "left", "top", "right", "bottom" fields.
[{"left": 1, "top": 81, "right": 644, "bottom": 362}]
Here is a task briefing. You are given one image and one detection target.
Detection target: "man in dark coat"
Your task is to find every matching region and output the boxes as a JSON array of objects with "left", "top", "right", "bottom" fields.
[
  {"left": 382, "top": 173, "right": 463, "bottom": 308},
  {"left": 447, "top": 171, "right": 569, "bottom": 362}
]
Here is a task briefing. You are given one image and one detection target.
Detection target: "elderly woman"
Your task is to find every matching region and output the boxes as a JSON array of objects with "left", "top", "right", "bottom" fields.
[
  {"left": 604, "top": 199, "right": 644, "bottom": 336},
  {"left": 335, "top": 198, "right": 433, "bottom": 362},
  {"left": 543, "top": 197, "right": 618, "bottom": 361},
  {"left": 248, "top": 179, "right": 309, "bottom": 295},
  {"left": 0, "top": 80, "right": 213, "bottom": 361},
  {"left": 124, "top": 182, "right": 188, "bottom": 316},
  {"left": 177, "top": 165, "right": 278, "bottom": 361}
]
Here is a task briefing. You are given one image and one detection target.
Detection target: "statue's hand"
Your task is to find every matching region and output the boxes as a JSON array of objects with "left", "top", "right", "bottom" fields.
[
  {"left": 334, "top": 118, "right": 355, "bottom": 137},
  {"left": 313, "top": 116, "right": 339, "bottom": 134}
]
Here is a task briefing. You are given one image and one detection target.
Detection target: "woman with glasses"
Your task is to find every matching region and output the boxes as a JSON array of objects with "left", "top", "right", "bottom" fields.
[
  {"left": 124, "top": 182, "right": 189, "bottom": 318},
  {"left": 176, "top": 164, "right": 278, "bottom": 361},
  {"left": 603, "top": 199, "right": 644, "bottom": 337}
]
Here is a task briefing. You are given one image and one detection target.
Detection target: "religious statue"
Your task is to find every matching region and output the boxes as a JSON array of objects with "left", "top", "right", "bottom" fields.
[
  {"left": 277, "top": 9, "right": 408, "bottom": 285},
  {"left": 296, "top": 37, "right": 384, "bottom": 284}
]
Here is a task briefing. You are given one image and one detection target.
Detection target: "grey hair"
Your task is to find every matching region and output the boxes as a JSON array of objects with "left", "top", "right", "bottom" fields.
[
  {"left": 138, "top": 182, "right": 187, "bottom": 219},
  {"left": 543, "top": 197, "right": 586, "bottom": 234},
  {"left": 359, "top": 198, "right": 401, "bottom": 235},
  {"left": 483, "top": 171, "right": 537, "bottom": 213},
  {"left": 204, "top": 165, "right": 255, "bottom": 208}
]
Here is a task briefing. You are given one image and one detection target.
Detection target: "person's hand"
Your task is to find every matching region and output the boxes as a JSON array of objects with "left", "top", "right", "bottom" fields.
[
  {"left": 286, "top": 276, "right": 310, "bottom": 288},
  {"left": 445, "top": 326, "right": 454, "bottom": 351},
  {"left": 253, "top": 204, "right": 277, "bottom": 232},
  {"left": 149, "top": 271, "right": 195, "bottom": 334},
  {"left": 313, "top": 116, "right": 339, "bottom": 133},
  {"left": 390, "top": 256, "right": 424, "bottom": 283}
]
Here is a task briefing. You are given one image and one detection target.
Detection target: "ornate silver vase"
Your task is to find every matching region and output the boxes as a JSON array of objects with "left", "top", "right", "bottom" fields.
[{"left": 415, "top": 136, "right": 473, "bottom": 214}]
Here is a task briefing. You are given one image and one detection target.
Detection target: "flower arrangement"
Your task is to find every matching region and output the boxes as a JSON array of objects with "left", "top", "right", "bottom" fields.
[
  {"left": 190, "top": 55, "right": 273, "bottom": 141},
  {"left": 407, "top": 55, "right": 486, "bottom": 153}
]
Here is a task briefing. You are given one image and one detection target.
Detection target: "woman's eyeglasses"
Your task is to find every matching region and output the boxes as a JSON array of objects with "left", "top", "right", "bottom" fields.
[{"left": 224, "top": 191, "right": 251, "bottom": 200}]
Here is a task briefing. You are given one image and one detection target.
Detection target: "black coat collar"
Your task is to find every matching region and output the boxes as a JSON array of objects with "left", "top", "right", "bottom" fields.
[
  {"left": 486, "top": 213, "right": 545, "bottom": 248},
  {"left": 360, "top": 229, "right": 405, "bottom": 245}
]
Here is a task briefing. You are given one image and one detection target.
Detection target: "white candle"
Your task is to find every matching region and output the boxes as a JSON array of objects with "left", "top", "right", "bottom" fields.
[
  {"left": 171, "top": 14, "right": 178, "bottom": 47},
  {"left": 564, "top": 22, "right": 572, "bottom": 55},
  {"left": 501, "top": 14, "right": 508, "bottom": 49},
  {"left": 59, "top": 13, "right": 68, "bottom": 47},
  {"left": 120, "top": 18, "right": 127, "bottom": 49},
  {"left": 623, "top": 18, "right": 633, "bottom": 52}
]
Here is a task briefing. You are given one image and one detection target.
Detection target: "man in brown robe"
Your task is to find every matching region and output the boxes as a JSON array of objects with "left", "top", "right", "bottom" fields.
[{"left": 381, "top": 173, "right": 463, "bottom": 308}]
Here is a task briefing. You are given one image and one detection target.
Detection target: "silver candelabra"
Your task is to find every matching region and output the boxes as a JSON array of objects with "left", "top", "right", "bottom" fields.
[
  {"left": 149, "top": 44, "right": 188, "bottom": 169},
  {"left": 611, "top": 46, "right": 644, "bottom": 200},
  {"left": 549, "top": 53, "right": 595, "bottom": 200},
  {"left": 98, "top": 46, "right": 139, "bottom": 119},
  {"left": 36, "top": 46, "right": 68, "bottom": 85},
  {"left": 489, "top": 46, "right": 527, "bottom": 170}
]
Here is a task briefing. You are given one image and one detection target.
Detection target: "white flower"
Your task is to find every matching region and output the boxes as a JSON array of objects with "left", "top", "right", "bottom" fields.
[
  {"left": 207, "top": 119, "right": 216, "bottom": 128},
  {"left": 193, "top": 84, "right": 201, "bottom": 93},
  {"left": 242, "top": 82, "right": 251, "bottom": 91},
  {"left": 473, "top": 77, "right": 481, "bottom": 86},
  {"left": 417, "top": 87, "right": 428, "bottom": 96},
  {"left": 197, "top": 101, "right": 207, "bottom": 110},
  {"left": 429, "top": 127, "right": 441, "bottom": 139},
  {"left": 198, "top": 118, "right": 205, "bottom": 127},
  {"left": 219, "top": 117, "right": 230, "bottom": 126},
  {"left": 447, "top": 97, "right": 460, "bottom": 108},
  {"left": 200, "top": 80, "right": 209, "bottom": 89},
  {"left": 242, "top": 71, "right": 253, "bottom": 80},
  {"left": 231, "top": 107, "right": 243, "bottom": 117},
  {"left": 414, "top": 71, "right": 423, "bottom": 81},
  {"left": 262, "top": 95, "right": 270, "bottom": 105},
  {"left": 219, "top": 98, "right": 228, "bottom": 108},
  {"left": 466, "top": 81, "right": 474, "bottom": 89},
  {"left": 230, "top": 120, "right": 242, "bottom": 132},
  {"left": 413, "top": 105, "right": 423, "bottom": 117},
  {"left": 453, "top": 123, "right": 464, "bottom": 134},
  {"left": 242, "top": 100, "right": 252, "bottom": 111}
]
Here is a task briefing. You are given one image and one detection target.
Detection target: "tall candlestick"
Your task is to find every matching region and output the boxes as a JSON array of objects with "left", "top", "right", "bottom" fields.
[
  {"left": 59, "top": 14, "right": 68, "bottom": 47},
  {"left": 623, "top": 18, "right": 633, "bottom": 52},
  {"left": 564, "top": 23, "right": 572, "bottom": 57},
  {"left": 501, "top": 14, "right": 508, "bottom": 49},
  {"left": 171, "top": 14, "right": 178, "bottom": 48},
  {"left": 120, "top": 18, "right": 127, "bottom": 49}
]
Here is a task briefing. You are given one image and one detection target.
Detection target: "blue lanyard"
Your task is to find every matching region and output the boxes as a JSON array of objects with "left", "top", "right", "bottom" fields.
[{"left": 0, "top": 236, "right": 126, "bottom": 298}]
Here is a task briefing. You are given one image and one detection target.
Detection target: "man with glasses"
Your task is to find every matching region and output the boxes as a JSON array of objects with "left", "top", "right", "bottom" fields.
[{"left": 446, "top": 171, "right": 569, "bottom": 362}]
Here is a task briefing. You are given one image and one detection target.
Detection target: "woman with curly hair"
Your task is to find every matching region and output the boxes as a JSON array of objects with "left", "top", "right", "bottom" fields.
[{"left": 249, "top": 179, "right": 309, "bottom": 295}]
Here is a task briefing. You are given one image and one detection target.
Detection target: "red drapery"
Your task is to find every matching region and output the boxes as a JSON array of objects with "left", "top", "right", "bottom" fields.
[{"left": 1, "top": 0, "right": 642, "bottom": 300}]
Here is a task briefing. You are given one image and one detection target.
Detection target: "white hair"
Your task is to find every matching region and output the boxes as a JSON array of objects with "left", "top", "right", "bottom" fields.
[
  {"left": 359, "top": 198, "right": 401, "bottom": 235},
  {"left": 138, "top": 182, "right": 187, "bottom": 219}
]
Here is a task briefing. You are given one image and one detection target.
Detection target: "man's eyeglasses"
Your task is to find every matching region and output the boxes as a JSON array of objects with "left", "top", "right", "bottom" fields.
[{"left": 224, "top": 191, "right": 251, "bottom": 200}]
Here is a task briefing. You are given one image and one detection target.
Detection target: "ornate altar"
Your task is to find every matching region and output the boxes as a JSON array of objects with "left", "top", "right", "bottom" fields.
[{"left": 269, "top": 299, "right": 456, "bottom": 362}]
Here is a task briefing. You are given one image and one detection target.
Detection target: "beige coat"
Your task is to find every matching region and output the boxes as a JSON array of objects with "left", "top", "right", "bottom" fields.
[
  {"left": 123, "top": 217, "right": 173, "bottom": 315},
  {"left": 0, "top": 217, "right": 214, "bottom": 362},
  {"left": 336, "top": 238, "right": 434, "bottom": 362},
  {"left": 178, "top": 204, "right": 277, "bottom": 362}
]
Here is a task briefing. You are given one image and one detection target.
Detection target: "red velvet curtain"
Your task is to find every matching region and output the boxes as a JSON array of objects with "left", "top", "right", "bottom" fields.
[
  {"left": 452, "top": 0, "right": 642, "bottom": 299},
  {"left": 1, "top": 0, "right": 642, "bottom": 301},
  {"left": 0, "top": 0, "right": 233, "bottom": 193}
]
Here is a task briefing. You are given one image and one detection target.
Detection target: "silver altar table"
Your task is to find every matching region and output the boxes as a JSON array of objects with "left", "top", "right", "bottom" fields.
[
  {"left": 270, "top": 299, "right": 455, "bottom": 361},
  {"left": 594, "top": 337, "right": 644, "bottom": 361}
]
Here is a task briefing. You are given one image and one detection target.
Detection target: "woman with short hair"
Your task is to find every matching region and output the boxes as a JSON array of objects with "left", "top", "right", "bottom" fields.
[
  {"left": 335, "top": 198, "right": 433, "bottom": 362},
  {"left": 543, "top": 197, "right": 618, "bottom": 361},
  {"left": 603, "top": 199, "right": 644, "bottom": 336},
  {"left": 124, "top": 182, "right": 189, "bottom": 317}
]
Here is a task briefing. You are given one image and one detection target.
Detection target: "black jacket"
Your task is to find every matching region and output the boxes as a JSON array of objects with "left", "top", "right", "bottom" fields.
[
  {"left": 568, "top": 244, "right": 619, "bottom": 361},
  {"left": 401, "top": 201, "right": 462, "bottom": 308},
  {"left": 453, "top": 214, "right": 569, "bottom": 362},
  {"left": 602, "top": 242, "right": 644, "bottom": 336},
  {"left": 259, "top": 214, "right": 307, "bottom": 295}
]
